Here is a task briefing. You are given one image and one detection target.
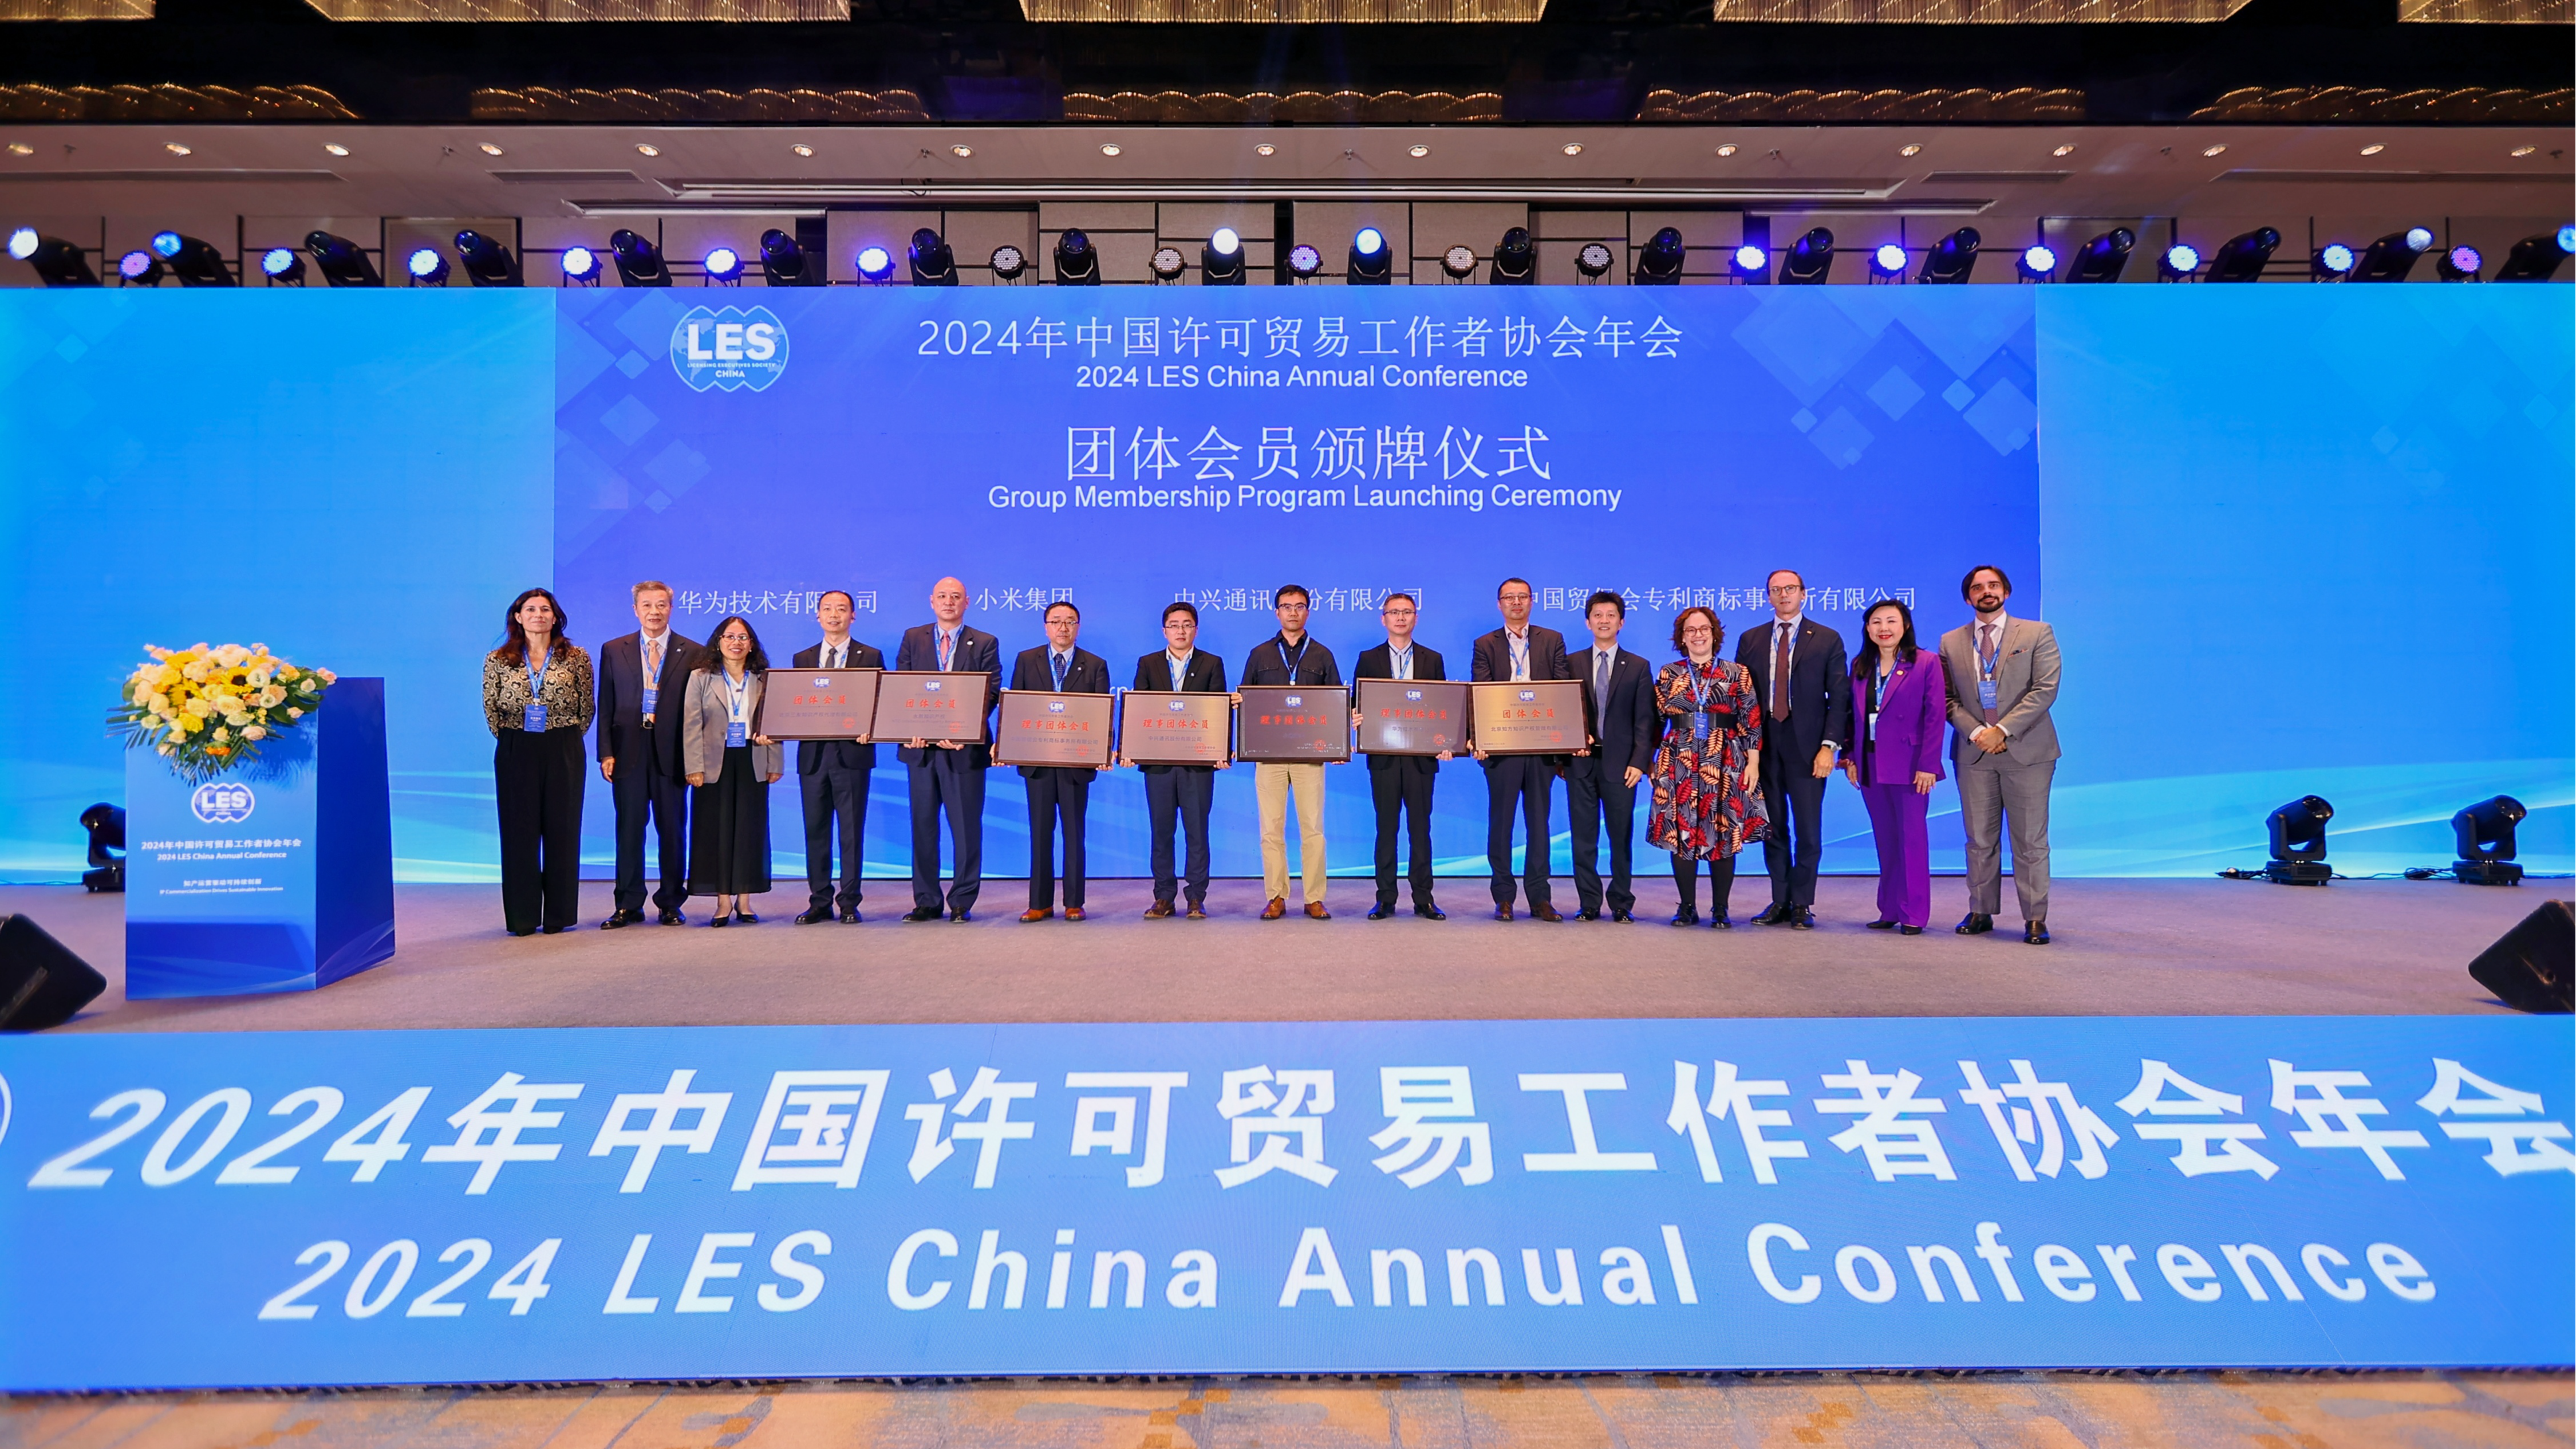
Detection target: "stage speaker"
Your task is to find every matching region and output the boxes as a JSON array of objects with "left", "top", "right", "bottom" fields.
[
  {"left": 2466, "top": 900, "right": 2574, "bottom": 1014},
  {"left": 0, "top": 915, "right": 107, "bottom": 1031}
]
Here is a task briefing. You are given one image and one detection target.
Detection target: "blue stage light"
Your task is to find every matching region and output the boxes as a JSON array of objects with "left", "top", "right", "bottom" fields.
[
  {"left": 2561, "top": 224, "right": 2575, "bottom": 254},
  {"left": 2496, "top": 232, "right": 2573, "bottom": 281},
  {"left": 454, "top": 229, "right": 519, "bottom": 287},
  {"left": 1210, "top": 227, "right": 1240, "bottom": 256},
  {"left": 1780, "top": 227, "right": 1832, "bottom": 285},
  {"left": 1871, "top": 242, "right": 1908, "bottom": 277},
  {"left": 1202, "top": 228, "right": 1245, "bottom": 286},
  {"left": 304, "top": 230, "right": 380, "bottom": 287},
  {"left": 151, "top": 231, "right": 183, "bottom": 258},
  {"left": 2066, "top": 229, "right": 2134, "bottom": 284},
  {"left": 2315, "top": 242, "right": 2357, "bottom": 278},
  {"left": 406, "top": 247, "right": 449, "bottom": 286},
  {"left": 561, "top": 246, "right": 601, "bottom": 283},
  {"left": 2436, "top": 244, "right": 2483, "bottom": 282},
  {"left": 117, "top": 249, "right": 159, "bottom": 284},
  {"left": 704, "top": 246, "right": 743, "bottom": 283},
  {"left": 1918, "top": 228, "right": 1980, "bottom": 285},
  {"left": 2350, "top": 229, "right": 2434, "bottom": 282},
  {"left": 1490, "top": 227, "right": 1534, "bottom": 285},
  {"left": 1354, "top": 227, "right": 1385, "bottom": 257},
  {"left": 1348, "top": 229, "right": 1391, "bottom": 285},
  {"left": 2160, "top": 243, "right": 2200, "bottom": 279},
  {"left": 1730, "top": 242, "right": 1768, "bottom": 278},
  {"left": 1635, "top": 228, "right": 1686, "bottom": 285},
  {"left": 2018, "top": 244, "right": 2057, "bottom": 281},
  {"left": 1287, "top": 243, "right": 1322, "bottom": 279},
  {"left": 1052, "top": 229, "right": 1099, "bottom": 285},
  {"left": 908, "top": 228, "right": 957, "bottom": 286},
  {"left": 2404, "top": 226, "right": 2436, "bottom": 253},
  {"left": 260, "top": 246, "right": 296, "bottom": 276},
  {"left": 144, "top": 231, "right": 232, "bottom": 285},
  {"left": 855, "top": 245, "right": 894, "bottom": 282},
  {"left": 608, "top": 229, "right": 670, "bottom": 287},
  {"left": 7, "top": 226, "right": 35, "bottom": 261}
]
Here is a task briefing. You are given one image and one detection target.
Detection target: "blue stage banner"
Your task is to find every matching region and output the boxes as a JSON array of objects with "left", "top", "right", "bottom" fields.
[
  {"left": 553, "top": 287, "right": 2044, "bottom": 881},
  {"left": 1, "top": 1015, "right": 2565, "bottom": 1388}
]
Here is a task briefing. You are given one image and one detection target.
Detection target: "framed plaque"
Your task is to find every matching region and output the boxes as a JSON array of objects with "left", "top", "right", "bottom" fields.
[
  {"left": 754, "top": 668, "right": 878, "bottom": 742},
  {"left": 1469, "top": 679, "right": 1583, "bottom": 755},
  {"left": 1119, "top": 690, "right": 1232, "bottom": 765},
  {"left": 1236, "top": 685, "right": 1351, "bottom": 763},
  {"left": 1354, "top": 678, "right": 1469, "bottom": 756},
  {"left": 873, "top": 670, "right": 992, "bottom": 745},
  {"left": 994, "top": 689, "right": 1113, "bottom": 768}
]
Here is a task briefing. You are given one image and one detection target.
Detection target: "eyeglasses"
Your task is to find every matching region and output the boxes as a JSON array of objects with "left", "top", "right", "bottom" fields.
[
  {"left": 1497, "top": 592, "right": 1532, "bottom": 603},
  {"left": 1768, "top": 584, "right": 1804, "bottom": 597}
]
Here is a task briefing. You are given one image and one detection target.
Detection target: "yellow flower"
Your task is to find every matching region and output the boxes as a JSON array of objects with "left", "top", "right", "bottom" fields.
[
  {"left": 179, "top": 714, "right": 203, "bottom": 735},
  {"left": 286, "top": 706, "right": 304, "bottom": 720}
]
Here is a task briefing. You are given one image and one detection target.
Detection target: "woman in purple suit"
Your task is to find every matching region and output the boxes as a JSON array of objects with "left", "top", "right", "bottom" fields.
[{"left": 1841, "top": 598, "right": 1948, "bottom": 934}]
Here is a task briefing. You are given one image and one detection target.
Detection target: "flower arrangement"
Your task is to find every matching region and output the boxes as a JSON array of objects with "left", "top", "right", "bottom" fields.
[{"left": 111, "top": 643, "right": 336, "bottom": 783}]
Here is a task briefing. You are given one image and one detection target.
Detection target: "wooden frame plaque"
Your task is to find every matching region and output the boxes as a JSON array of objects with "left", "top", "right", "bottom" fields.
[
  {"left": 1234, "top": 684, "right": 1351, "bottom": 763},
  {"left": 1354, "top": 678, "right": 1469, "bottom": 755},
  {"left": 1468, "top": 679, "right": 1583, "bottom": 755},
  {"left": 754, "top": 668, "right": 879, "bottom": 742},
  {"left": 872, "top": 670, "right": 992, "bottom": 745},
  {"left": 993, "top": 689, "right": 1114, "bottom": 768},
  {"left": 1118, "top": 690, "right": 1232, "bottom": 765}
]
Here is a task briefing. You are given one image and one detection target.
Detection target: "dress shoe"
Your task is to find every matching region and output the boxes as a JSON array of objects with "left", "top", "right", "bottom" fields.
[
  {"left": 1900, "top": 924, "right": 1923, "bottom": 936},
  {"left": 1145, "top": 900, "right": 1177, "bottom": 919},
  {"left": 2023, "top": 919, "right": 2051, "bottom": 945},
  {"left": 795, "top": 906, "right": 835, "bottom": 925},
  {"left": 1532, "top": 904, "right": 1564, "bottom": 922},
  {"left": 707, "top": 914, "right": 728, "bottom": 928},
  {"left": 950, "top": 908, "right": 973, "bottom": 923},
  {"left": 542, "top": 924, "right": 568, "bottom": 935},
  {"left": 1261, "top": 897, "right": 1288, "bottom": 920},
  {"left": 1789, "top": 908, "right": 1814, "bottom": 930},
  {"left": 1577, "top": 908, "right": 1601, "bottom": 921},
  {"left": 1493, "top": 904, "right": 1515, "bottom": 922},
  {"left": 1021, "top": 908, "right": 1054, "bottom": 923},
  {"left": 1956, "top": 912, "right": 1994, "bottom": 936},
  {"left": 1305, "top": 901, "right": 1331, "bottom": 920},
  {"left": 1414, "top": 903, "right": 1447, "bottom": 920},
  {"left": 601, "top": 909, "right": 640, "bottom": 930},
  {"left": 1670, "top": 909, "right": 1699, "bottom": 927},
  {"left": 508, "top": 926, "right": 536, "bottom": 938},
  {"left": 658, "top": 908, "right": 686, "bottom": 927},
  {"left": 1865, "top": 919, "right": 1898, "bottom": 931},
  {"left": 1711, "top": 915, "right": 1733, "bottom": 930},
  {"left": 734, "top": 909, "right": 759, "bottom": 925},
  {"left": 1368, "top": 903, "right": 1395, "bottom": 920},
  {"left": 1611, "top": 909, "right": 1634, "bottom": 923},
  {"left": 1185, "top": 903, "right": 1206, "bottom": 919},
  {"left": 1751, "top": 904, "right": 1791, "bottom": 926},
  {"left": 840, "top": 909, "right": 862, "bottom": 924},
  {"left": 904, "top": 906, "right": 944, "bottom": 923},
  {"left": 1064, "top": 907, "right": 1086, "bottom": 922}
]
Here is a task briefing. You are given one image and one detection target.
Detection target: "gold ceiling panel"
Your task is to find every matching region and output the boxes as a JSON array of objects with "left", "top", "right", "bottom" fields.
[
  {"left": 1712, "top": 0, "right": 2245, "bottom": 18},
  {"left": 1064, "top": 89, "right": 1502, "bottom": 121},
  {"left": 306, "top": 0, "right": 842, "bottom": 17},
  {"left": 2192, "top": 84, "right": 2570, "bottom": 120},
  {"left": 0, "top": 0, "right": 148, "bottom": 15},
  {"left": 1642, "top": 86, "right": 2084, "bottom": 119},
  {"left": 0, "top": 82, "right": 356, "bottom": 119},
  {"left": 2400, "top": 0, "right": 2570, "bottom": 19},
  {"left": 1026, "top": 0, "right": 1541, "bottom": 21},
  {"left": 471, "top": 85, "right": 925, "bottom": 119}
]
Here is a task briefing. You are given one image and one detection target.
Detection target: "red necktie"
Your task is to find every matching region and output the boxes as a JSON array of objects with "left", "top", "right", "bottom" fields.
[{"left": 1770, "top": 625, "right": 1792, "bottom": 722}]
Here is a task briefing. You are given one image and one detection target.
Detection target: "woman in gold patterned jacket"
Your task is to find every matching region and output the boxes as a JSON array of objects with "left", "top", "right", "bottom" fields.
[{"left": 482, "top": 588, "right": 595, "bottom": 936}]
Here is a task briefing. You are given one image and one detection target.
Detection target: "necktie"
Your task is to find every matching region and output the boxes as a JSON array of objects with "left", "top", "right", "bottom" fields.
[
  {"left": 938, "top": 630, "right": 954, "bottom": 671},
  {"left": 1771, "top": 625, "right": 1792, "bottom": 722},
  {"left": 644, "top": 637, "right": 661, "bottom": 683},
  {"left": 1595, "top": 650, "right": 1611, "bottom": 710},
  {"left": 829, "top": 644, "right": 843, "bottom": 670},
  {"left": 1978, "top": 623, "right": 2000, "bottom": 724},
  {"left": 1052, "top": 652, "right": 1068, "bottom": 690}
]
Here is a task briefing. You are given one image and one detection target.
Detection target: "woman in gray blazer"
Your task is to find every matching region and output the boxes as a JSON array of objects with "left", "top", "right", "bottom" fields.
[{"left": 682, "top": 614, "right": 784, "bottom": 924}]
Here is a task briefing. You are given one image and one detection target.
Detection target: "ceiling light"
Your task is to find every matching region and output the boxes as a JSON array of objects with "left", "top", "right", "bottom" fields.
[
  {"left": 1255, "top": 143, "right": 1276, "bottom": 157},
  {"left": 1716, "top": 144, "right": 1738, "bottom": 157},
  {"left": 2053, "top": 144, "right": 2076, "bottom": 158},
  {"left": 323, "top": 143, "right": 349, "bottom": 156},
  {"left": 6, "top": 143, "right": 32, "bottom": 156},
  {"left": 164, "top": 143, "right": 192, "bottom": 156},
  {"left": 2360, "top": 144, "right": 2385, "bottom": 156},
  {"left": 478, "top": 143, "right": 504, "bottom": 156},
  {"left": 636, "top": 143, "right": 660, "bottom": 157},
  {"left": 1100, "top": 143, "right": 1122, "bottom": 157},
  {"left": 1899, "top": 143, "right": 1922, "bottom": 158},
  {"left": 950, "top": 144, "right": 973, "bottom": 158},
  {"left": 1560, "top": 143, "right": 1583, "bottom": 156},
  {"left": 1409, "top": 144, "right": 1430, "bottom": 158},
  {"left": 2510, "top": 145, "right": 2536, "bottom": 158},
  {"left": 2202, "top": 144, "right": 2227, "bottom": 158},
  {"left": 791, "top": 144, "right": 814, "bottom": 158}
]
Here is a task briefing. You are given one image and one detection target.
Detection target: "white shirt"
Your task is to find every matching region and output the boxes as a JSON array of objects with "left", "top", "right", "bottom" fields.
[
  {"left": 820, "top": 636, "right": 851, "bottom": 670},
  {"left": 1385, "top": 641, "right": 1414, "bottom": 680},
  {"left": 1165, "top": 649, "right": 1196, "bottom": 690},
  {"left": 1505, "top": 628, "right": 1532, "bottom": 681}
]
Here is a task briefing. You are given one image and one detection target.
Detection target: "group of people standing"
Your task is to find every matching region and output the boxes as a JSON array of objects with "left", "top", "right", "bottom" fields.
[{"left": 479, "top": 565, "right": 2060, "bottom": 943}]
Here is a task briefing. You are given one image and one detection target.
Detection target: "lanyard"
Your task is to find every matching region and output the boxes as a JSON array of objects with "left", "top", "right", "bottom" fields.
[
  {"left": 1978, "top": 623, "right": 2001, "bottom": 678},
  {"left": 641, "top": 636, "right": 664, "bottom": 688},
  {"left": 938, "top": 630, "right": 956, "bottom": 671},
  {"left": 724, "top": 670, "right": 751, "bottom": 723},
  {"left": 1167, "top": 651, "right": 1191, "bottom": 690},
  {"left": 1276, "top": 635, "right": 1311, "bottom": 678},
  {"left": 525, "top": 651, "right": 547, "bottom": 701},
  {"left": 1506, "top": 632, "right": 1529, "bottom": 679},
  {"left": 1389, "top": 645, "right": 1412, "bottom": 681},
  {"left": 1686, "top": 659, "right": 1714, "bottom": 714}
]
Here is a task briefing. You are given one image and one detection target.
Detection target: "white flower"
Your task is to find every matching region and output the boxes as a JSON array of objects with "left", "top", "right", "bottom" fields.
[
  {"left": 315, "top": 668, "right": 337, "bottom": 684},
  {"left": 241, "top": 725, "right": 266, "bottom": 741},
  {"left": 157, "top": 743, "right": 175, "bottom": 757},
  {"left": 224, "top": 713, "right": 250, "bottom": 728},
  {"left": 286, "top": 707, "right": 303, "bottom": 720}
]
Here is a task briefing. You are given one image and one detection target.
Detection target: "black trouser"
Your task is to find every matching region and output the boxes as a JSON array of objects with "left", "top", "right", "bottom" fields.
[
  {"left": 800, "top": 763, "right": 869, "bottom": 912},
  {"left": 1483, "top": 755, "right": 1556, "bottom": 909},
  {"left": 1025, "top": 767, "right": 1092, "bottom": 910},
  {"left": 495, "top": 727, "right": 585, "bottom": 933},
  {"left": 1758, "top": 738, "right": 1828, "bottom": 910},
  {"left": 1563, "top": 755, "right": 1638, "bottom": 915},
  {"left": 908, "top": 751, "right": 985, "bottom": 913},
  {"left": 1370, "top": 758, "right": 1437, "bottom": 908},
  {"left": 611, "top": 741, "right": 690, "bottom": 915},
  {"left": 1145, "top": 765, "right": 1213, "bottom": 905},
  {"left": 1672, "top": 854, "right": 1739, "bottom": 919}
]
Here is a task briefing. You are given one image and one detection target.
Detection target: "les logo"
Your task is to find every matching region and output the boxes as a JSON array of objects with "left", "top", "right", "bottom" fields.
[
  {"left": 670, "top": 305, "right": 789, "bottom": 393},
  {"left": 191, "top": 782, "right": 255, "bottom": 824}
]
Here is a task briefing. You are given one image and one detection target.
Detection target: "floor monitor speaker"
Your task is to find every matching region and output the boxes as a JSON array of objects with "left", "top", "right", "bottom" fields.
[
  {"left": 2466, "top": 900, "right": 2574, "bottom": 1014},
  {"left": 0, "top": 914, "right": 108, "bottom": 1031}
]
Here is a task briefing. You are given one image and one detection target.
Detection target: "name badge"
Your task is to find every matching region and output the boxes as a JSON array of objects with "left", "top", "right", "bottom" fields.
[
  {"left": 1693, "top": 711, "right": 1711, "bottom": 743},
  {"left": 725, "top": 720, "right": 748, "bottom": 748},
  {"left": 522, "top": 703, "right": 548, "bottom": 732},
  {"left": 1866, "top": 710, "right": 1880, "bottom": 740},
  {"left": 641, "top": 686, "right": 661, "bottom": 717},
  {"left": 1977, "top": 680, "right": 1999, "bottom": 712}
]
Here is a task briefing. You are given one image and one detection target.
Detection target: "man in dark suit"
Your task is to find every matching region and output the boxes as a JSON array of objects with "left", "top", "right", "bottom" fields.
[
  {"left": 1564, "top": 590, "right": 1659, "bottom": 923},
  {"left": 1010, "top": 598, "right": 1112, "bottom": 922},
  {"left": 790, "top": 590, "right": 882, "bottom": 926},
  {"left": 1469, "top": 577, "right": 1573, "bottom": 922},
  {"left": 1350, "top": 591, "right": 1450, "bottom": 920},
  {"left": 1129, "top": 600, "right": 1229, "bottom": 919},
  {"left": 894, "top": 576, "right": 1002, "bottom": 922},
  {"left": 1734, "top": 569, "right": 1850, "bottom": 929},
  {"left": 595, "top": 580, "right": 704, "bottom": 927}
]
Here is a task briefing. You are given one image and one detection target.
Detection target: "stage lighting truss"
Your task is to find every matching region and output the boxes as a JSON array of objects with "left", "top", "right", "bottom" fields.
[
  {"left": 258, "top": 246, "right": 305, "bottom": 286},
  {"left": 1490, "top": 227, "right": 1535, "bottom": 286},
  {"left": 305, "top": 230, "right": 381, "bottom": 288},
  {"left": 855, "top": 245, "right": 897, "bottom": 284},
  {"left": 758, "top": 229, "right": 815, "bottom": 286},
  {"left": 1918, "top": 228, "right": 1979, "bottom": 285},
  {"left": 2349, "top": 228, "right": 2433, "bottom": 282},
  {"left": 1151, "top": 246, "right": 1187, "bottom": 284},
  {"left": 1053, "top": 229, "right": 1100, "bottom": 286},
  {"left": 1636, "top": 227, "right": 1687, "bottom": 286},
  {"left": 1440, "top": 245, "right": 1478, "bottom": 282},
  {"left": 2435, "top": 244, "right": 2484, "bottom": 282},
  {"left": 703, "top": 246, "right": 745, "bottom": 286},
  {"left": 609, "top": 229, "right": 671, "bottom": 287},
  {"left": 991, "top": 245, "right": 1028, "bottom": 283},
  {"left": 1780, "top": 227, "right": 1833, "bottom": 285},
  {"left": 455, "top": 229, "right": 521, "bottom": 288},
  {"left": 406, "top": 246, "right": 451, "bottom": 287},
  {"left": 10, "top": 227, "right": 100, "bottom": 286},
  {"left": 560, "top": 246, "right": 603, "bottom": 287},
  {"left": 153, "top": 230, "right": 235, "bottom": 287},
  {"left": 2451, "top": 795, "right": 2527, "bottom": 885},
  {"left": 116, "top": 249, "right": 162, "bottom": 286},
  {"left": 2017, "top": 243, "right": 2058, "bottom": 282},
  {"left": 1285, "top": 243, "right": 1323, "bottom": 282},
  {"left": 2264, "top": 794, "right": 2335, "bottom": 885},
  {"left": 909, "top": 228, "right": 958, "bottom": 286},
  {"left": 1201, "top": 228, "right": 1245, "bottom": 286},
  {"left": 1574, "top": 241, "right": 1615, "bottom": 282},
  {"left": 2157, "top": 242, "right": 2201, "bottom": 282},
  {"left": 2494, "top": 229, "right": 2574, "bottom": 281},
  {"left": 1867, "top": 242, "right": 1908, "bottom": 284},
  {"left": 1348, "top": 227, "right": 1392, "bottom": 285},
  {"left": 2066, "top": 229, "right": 2134, "bottom": 284}
]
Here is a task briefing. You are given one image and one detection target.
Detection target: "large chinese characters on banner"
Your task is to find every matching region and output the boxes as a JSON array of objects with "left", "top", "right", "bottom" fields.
[{"left": 1, "top": 1015, "right": 2565, "bottom": 1387}]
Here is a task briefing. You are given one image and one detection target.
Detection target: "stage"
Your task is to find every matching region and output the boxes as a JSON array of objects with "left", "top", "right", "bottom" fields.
[{"left": 5, "top": 875, "right": 2550, "bottom": 1034}]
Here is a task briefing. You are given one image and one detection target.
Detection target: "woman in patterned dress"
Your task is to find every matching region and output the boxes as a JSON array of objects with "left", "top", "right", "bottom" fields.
[
  {"left": 482, "top": 588, "right": 595, "bottom": 936},
  {"left": 1647, "top": 605, "right": 1766, "bottom": 928}
]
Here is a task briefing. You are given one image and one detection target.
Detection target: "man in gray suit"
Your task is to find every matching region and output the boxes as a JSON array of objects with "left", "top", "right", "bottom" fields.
[{"left": 1938, "top": 564, "right": 2061, "bottom": 945}]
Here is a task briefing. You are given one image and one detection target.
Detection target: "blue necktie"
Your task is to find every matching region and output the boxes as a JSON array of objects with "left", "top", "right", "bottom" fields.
[{"left": 1052, "top": 652, "right": 1068, "bottom": 690}]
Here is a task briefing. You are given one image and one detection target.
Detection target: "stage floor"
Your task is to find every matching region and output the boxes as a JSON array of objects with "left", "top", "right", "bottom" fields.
[{"left": 3, "top": 873, "right": 2551, "bottom": 1034}]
